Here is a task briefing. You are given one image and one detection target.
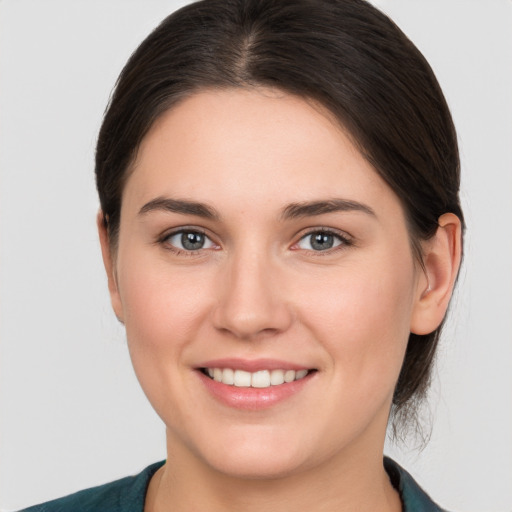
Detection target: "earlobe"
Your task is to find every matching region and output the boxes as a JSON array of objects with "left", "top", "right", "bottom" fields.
[
  {"left": 410, "top": 213, "right": 462, "bottom": 335},
  {"left": 97, "top": 211, "right": 125, "bottom": 324}
]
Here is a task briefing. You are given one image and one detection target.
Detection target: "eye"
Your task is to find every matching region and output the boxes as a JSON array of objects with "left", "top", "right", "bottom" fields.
[
  {"left": 295, "top": 230, "right": 349, "bottom": 251},
  {"left": 164, "top": 230, "right": 217, "bottom": 252}
]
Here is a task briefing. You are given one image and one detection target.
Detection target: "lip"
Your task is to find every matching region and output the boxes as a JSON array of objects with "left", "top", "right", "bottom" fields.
[
  {"left": 195, "top": 358, "right": 316, "bottom": 411},
  {"left": 197, "top": 358, "right": 310, "bottom": 372}
]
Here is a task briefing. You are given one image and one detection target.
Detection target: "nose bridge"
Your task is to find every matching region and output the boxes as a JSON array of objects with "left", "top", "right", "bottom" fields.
[{"left": 213, "top": 241, "right": 292, "bottom": 339}]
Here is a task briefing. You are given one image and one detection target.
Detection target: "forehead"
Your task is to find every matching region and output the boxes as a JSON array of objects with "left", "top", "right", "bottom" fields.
[{"left": 124, "top": 88, "right": 400, "bottom": 219}]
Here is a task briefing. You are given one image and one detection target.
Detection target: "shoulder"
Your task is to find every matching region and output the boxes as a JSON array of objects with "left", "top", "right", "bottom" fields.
[
  {"left": 18, "top": 461, "right": 165, "bottom": 512},
  {"left": 19, "top": 458, "right": 447, "bottom": 511},
  {"left": 384, "top": 457, "right": 449, "bottom": 512}
]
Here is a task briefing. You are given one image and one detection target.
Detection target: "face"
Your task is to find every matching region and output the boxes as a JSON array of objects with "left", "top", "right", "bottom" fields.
[{"left": 107, "top": 88, "right": 425, "bottom": 479}]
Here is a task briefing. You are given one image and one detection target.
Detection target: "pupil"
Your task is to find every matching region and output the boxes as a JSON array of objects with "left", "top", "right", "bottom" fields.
[
  {"left": 311, "top": 232, "right": 334, "bottom": 250},
  {"left": 181, "top": 232, "right": 204, "bottom": 250}
]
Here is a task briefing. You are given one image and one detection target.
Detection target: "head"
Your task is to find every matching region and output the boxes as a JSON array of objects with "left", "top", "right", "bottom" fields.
[{"left": 96, "top": 0, "right": 463, "bottom": 460}]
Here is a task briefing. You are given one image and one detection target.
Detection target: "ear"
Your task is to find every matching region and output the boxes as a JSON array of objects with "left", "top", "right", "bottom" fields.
[
  {"left": 410, "top": 213, "right": 462, "bottom": 335},
  {"left": 97, "top": 211, "right": 125, "bottom": 323}
]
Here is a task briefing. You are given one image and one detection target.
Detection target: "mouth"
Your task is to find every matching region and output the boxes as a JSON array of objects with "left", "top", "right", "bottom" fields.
[
  {"left": 200, "top": 367, "right": 314, "bottom": 388},
  {"left": 197, "top": 360, "right": 317, "bottom": 409}
]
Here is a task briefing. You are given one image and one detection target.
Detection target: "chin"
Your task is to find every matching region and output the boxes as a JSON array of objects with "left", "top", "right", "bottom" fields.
[
  {"left": 186, "top": 427, "right": 314, "bottom": 480},
  {"left": 205, "top": 448, "right": 307, "bottom": 480}
]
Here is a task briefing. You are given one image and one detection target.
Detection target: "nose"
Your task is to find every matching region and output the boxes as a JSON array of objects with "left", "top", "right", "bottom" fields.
[{"left": 212, "top": 250, "right": 293, "bottom": 340}]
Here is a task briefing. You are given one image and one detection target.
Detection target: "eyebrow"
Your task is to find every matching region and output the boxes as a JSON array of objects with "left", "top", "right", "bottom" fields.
[
  {"left": 139, "top": 197, "right": 219, "bottom": 219},
  {"left": 138, "top": 196, "right": 375, "bottom": 221},
  {"left": 281, "top": 199, "right": 375, "bottom": 220}
]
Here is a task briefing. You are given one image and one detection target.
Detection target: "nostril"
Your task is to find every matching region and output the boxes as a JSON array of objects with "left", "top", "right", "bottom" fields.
[{"left": 211, "top": 265, "right": 293, "bottom": 339}]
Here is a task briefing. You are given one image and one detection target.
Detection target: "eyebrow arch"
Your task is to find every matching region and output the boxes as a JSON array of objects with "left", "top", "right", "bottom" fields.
[
  {"left": 281, "top": 199, "right": 375, "bottom": 220},
  {"left": 139, "top": 197, "right": 219, "bottom": 220}
]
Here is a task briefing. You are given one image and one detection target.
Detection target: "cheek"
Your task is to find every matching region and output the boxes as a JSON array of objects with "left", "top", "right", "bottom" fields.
[
  {"left": 114, "top": 249, "right": 218, "bottom": 424},
  {"left": 295, "top": 253, "right": 417, "bottom": 383},
  {"left": 116, "top": 249, "right": 213, "bottom": 358}
]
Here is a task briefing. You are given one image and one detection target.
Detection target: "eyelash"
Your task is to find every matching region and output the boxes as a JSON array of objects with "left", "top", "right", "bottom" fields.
[
  {"left": 158, "top": 228, "right": 218, "bottom": 256},
  {"left": 157, "top": 227, "right": 353, "bottom": 256},
  {"left": 292, "top": 228, "right": 354, "bottom": 255}
]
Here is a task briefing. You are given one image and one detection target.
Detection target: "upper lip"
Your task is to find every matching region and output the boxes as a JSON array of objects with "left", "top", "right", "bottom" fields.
[{"left": 197, "top": 358, "right": 313, "bottom": 372}]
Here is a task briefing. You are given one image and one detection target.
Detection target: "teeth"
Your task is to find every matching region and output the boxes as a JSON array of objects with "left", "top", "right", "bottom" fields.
[
  {"left": 284, "top": 370, "right": 295, "bottom": 383},
  {"left": 204, "top": 367, "right": 310, "bottom": 388},
  {"left": 222, "top": 367, "right": 234, "bottom": 385},
  {"left": 270, "top": 369, "right": 285, "bottom": 385},
  {"left": 251, "top": 370, "right": 270, "bottom": 388},
  {"left": 234, "top": 369, "right": 251, "bottom": 387},
  {"left": 295, "top": 369, "right": 308, "bottom": 379}
]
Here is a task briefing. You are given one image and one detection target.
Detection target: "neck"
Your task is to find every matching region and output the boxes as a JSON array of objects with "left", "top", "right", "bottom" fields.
[{"left": 145, "top": 431, "right": 401, "bottom": 512}]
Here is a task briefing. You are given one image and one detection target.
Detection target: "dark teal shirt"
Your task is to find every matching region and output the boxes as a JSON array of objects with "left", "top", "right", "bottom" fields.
[{"left": 19, "top": 458, "right": 447, "bottom": 511}]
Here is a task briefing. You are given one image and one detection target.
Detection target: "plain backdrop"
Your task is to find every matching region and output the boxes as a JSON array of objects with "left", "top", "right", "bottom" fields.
[{"left": 1, "top": 1, "right": 511, "bottom": 510}]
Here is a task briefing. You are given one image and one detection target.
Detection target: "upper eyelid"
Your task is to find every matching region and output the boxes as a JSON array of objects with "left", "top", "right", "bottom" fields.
[
  {"left": 158, "top": 228, "right": 219, "bottom": 256},
  {"left": 292, "top": 228, "right": 355, "bottom": 252},
  {"left": 159, "top": 226, "right": 209, "bottom": 241},
  {"left": 156, "top": 226, "right": 353, "bottom": 249},
  {"left": 295, "top": 226, "right": 353, "bottom": 241}
]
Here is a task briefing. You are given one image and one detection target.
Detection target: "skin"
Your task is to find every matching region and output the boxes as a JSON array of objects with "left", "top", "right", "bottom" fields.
[{"left": 98, "top": 88, "right": 462, "bottom": 512}]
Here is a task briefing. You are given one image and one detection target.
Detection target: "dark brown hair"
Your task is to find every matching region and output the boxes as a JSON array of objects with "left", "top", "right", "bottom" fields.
[{"left": 95, "top": 0, "right": 464, "bottom": 436}]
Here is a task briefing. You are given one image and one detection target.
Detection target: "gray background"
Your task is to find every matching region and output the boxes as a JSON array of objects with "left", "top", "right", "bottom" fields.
[{"left": 1, "top": 1, "right": 511, "bottom": 510}]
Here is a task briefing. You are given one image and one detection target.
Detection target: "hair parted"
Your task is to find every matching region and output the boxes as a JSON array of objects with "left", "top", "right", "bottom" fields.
[{"left": 95, "top": 0, "right": 464, "bottom": 438}]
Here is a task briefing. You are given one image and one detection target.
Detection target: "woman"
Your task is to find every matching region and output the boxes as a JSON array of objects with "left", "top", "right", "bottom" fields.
[{"left": 19, "top": 0, "right": 463, "bottom": 510}]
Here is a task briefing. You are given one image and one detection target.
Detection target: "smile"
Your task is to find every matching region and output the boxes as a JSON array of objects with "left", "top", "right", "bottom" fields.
[{"left": 202, "top": 368, "right": 311, "bottom": 388}]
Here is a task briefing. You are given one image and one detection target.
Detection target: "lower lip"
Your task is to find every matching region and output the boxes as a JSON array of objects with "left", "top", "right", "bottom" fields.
[{"left": 197, "top": 370, "right": 314, "bottom": 410}]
